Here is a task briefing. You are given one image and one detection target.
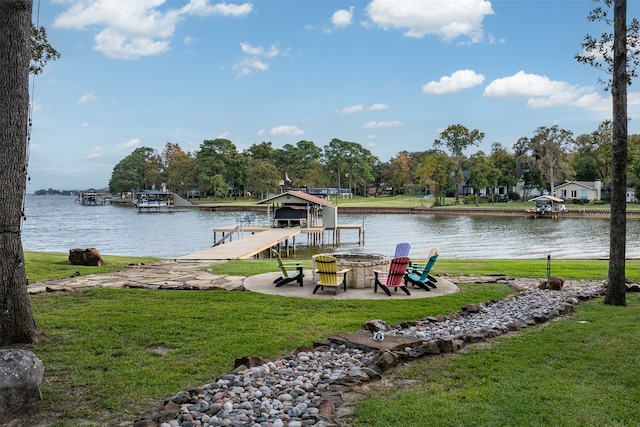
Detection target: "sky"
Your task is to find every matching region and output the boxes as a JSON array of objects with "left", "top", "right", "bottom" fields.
[{"left": 27, "top": 0, "right": 640, "bottom": 191}]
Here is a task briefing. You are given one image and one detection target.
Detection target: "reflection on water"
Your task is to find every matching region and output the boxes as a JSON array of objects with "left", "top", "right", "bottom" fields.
[{"left": 21, "top": 195, "right": 640, "bottom": 259}]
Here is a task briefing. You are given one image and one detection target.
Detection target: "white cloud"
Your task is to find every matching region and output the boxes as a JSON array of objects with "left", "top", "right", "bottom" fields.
[
  {"left": 363, "top": 120, "right": 404, "bottom": 129},
  {"left": 78, "top": 91, "right": 99, "bottom": 104},
  {"left": 53, "top": 0, "right": 253, "bottom": 59},
  {"left": 270, "top": 125, "right": 305, "bottom": 136},
  {"left": 217, "top": 131, "right": 231, "bottom": 139},
  {"left": 484, "top": 70, "right": 608, "bottom": 110},
  {"left": 181, "top": 1, "right": 253, "bottom": 16},
  {"left": 422, "top": 69, "right": 485, "bottom": 95},
  {"left": 366, "top": 0, "right": 493, "bottom": 42},
  {"left": 234, "top": 42, "right": 288, "bottom": 77},
  {"left": 337, "top": 103, "right": 388, "bottom": 113},
  {"left": 336, "top": 104, "right": 364, "bottom": 114},
  {"left": 240, "top": 42, "right": 281, "bottom": 58},
  {"left": 86, "top": 146, "right": 104, "bottom": 159},
  {"left": 257, "top": 128, "right": 265, "bottom": 136},
  {"left": 31, "top": 99, "right": 45, "bottom": 112},
  {"left": 332, "top": 7, "right": 355, "bottom": 27},
  {"left": 81, "top": 122, "right": 90, "bottom": 127},
  {"left": 116, "top": 138, "right": 141, "bottom": 150},
  {"left": 368, "top": 103, "right": 389, "bottom": 110}
]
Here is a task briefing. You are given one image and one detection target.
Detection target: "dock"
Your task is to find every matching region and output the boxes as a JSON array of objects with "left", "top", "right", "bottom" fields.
[
  {"left": 177, "top": 228, "right": 303, "bottom": 260},
  {"left": 177, "top": 223, "right": 365, "bottom": 261}
]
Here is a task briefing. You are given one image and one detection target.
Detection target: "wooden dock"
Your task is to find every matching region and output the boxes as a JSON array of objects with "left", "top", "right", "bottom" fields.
[
  {"left": 177, "top": 228, "right": 303, "bottom": 260},
  {"left": 176, "top": 223, "right": 365, "bottom": 261}
]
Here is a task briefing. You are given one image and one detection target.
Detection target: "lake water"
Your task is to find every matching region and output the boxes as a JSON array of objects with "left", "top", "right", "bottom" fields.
[{"left": 20, "top": 195, "right": 640, "bottom": 260}]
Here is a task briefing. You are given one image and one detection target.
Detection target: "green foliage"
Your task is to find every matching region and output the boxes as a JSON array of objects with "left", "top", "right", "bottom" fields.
[
  {"left": 246, "top": 159, "right": 280, "bottom": 195},
  {"left": 108, "top": 147, "right": 158, "bottom": 193},
  {"left": 30, "top": 24, "right": 60, "bottom": 75},
  {"left": 434, "top": 124, "right": 485, "bottom": 202},
  {"left": 418, "top": 150, "right": 455, "bottom": 205}
]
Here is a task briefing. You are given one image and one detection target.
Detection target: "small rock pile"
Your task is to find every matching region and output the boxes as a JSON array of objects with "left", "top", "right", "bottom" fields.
[{"left": 134, "top": 279, "right": 607, "bottom": 427}]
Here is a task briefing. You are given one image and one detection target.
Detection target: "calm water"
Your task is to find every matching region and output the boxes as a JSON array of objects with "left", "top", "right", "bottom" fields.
[{"left": 20, "top": 195, "right": 640, "bottom": 259}]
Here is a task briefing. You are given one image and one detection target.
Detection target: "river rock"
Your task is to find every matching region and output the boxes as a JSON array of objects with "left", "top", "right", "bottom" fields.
[{"left": 0, "top": 350, "right": 44, "bottom": 421}]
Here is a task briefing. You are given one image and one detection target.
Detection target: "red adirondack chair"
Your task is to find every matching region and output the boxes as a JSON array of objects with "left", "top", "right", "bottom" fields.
[{"left": 373, "top": 256, "right": 411, "bottom": 296}]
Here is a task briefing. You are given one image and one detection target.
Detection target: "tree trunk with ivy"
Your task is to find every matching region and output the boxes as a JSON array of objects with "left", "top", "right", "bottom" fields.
[
  {"left": 0, "top": 0, "right": 38, "bottom": 345},
  {"left": 605, "top": 0, "right": 628, "bottom": 306}
]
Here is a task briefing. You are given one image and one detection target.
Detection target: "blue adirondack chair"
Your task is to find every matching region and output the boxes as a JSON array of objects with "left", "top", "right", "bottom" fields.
[
  {"left": 373, "top": 256, "right": 411, "bottom": 296},
  {"left": 405, "top": 249, "right": 439, "bottom": 291},
  {"left": 393, "top": 242, "right": 411, "bottom": 258}
]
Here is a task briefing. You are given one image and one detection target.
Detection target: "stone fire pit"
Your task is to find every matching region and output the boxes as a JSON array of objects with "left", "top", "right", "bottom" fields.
[{"left": 312, "top": 253, "right": 390, "bottom": 289}]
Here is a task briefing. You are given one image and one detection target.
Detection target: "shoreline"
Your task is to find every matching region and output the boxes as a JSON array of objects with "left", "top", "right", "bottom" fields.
[{"left": 195, "top": 204, "right": 624, "bottom": 218}]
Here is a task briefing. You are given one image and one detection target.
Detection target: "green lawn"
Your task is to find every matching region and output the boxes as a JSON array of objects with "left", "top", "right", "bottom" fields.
[
  {"left": 24, "top": 251, "right": 161, "bottom": 283},
  {"left": 14, "top": 253, "right": 640, "bottom": 426},
  {"left": 350, "top": 294, "right": 640, "bottom": 427}
]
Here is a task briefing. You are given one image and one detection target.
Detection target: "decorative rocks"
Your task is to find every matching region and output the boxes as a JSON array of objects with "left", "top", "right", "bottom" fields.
[
  {"left": 68, "top": 247, "right": 104, "bottom": 266},
  {"left": 135, "top": 279, "right": 607, "bottom": 426}
]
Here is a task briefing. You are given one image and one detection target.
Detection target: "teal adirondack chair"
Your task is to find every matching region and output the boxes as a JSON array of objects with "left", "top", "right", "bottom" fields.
[{"left": 405, "top": 249, "right": 439, "bottom": 291}]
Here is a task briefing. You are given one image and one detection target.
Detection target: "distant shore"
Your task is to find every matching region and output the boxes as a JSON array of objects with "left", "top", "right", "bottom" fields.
[{"left": 196, "top": 204, "right": 625, "bottom": 218}]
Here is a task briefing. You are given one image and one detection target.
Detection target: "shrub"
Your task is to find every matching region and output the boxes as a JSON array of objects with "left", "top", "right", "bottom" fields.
[{"left": 508, "top": 191, "right": 520, "bottom": 201}]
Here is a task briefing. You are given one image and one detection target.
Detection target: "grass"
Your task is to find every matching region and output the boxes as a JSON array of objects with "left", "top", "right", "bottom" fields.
[
  {"left": 211, "top": 258, "right": 640, "bottom": 282},
  {"left": 26, "top": 286, "right": 512, "bottom": 425},
  {"left": 349, "top": 294, "right": 640, "bottom": 427},
  {"left": 14, "top": 252, "right": 640, "bottom": 426},
  {"left": 24, "top": 251, "right": 161, "bottom": 283}
]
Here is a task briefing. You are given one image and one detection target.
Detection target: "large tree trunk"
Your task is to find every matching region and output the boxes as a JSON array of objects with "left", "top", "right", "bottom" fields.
[
  {"left": 605, "top": 0, "right": 628, "bottom": 306},
  {"left": 0, "top": 0, "right": 38, "bottom": 344}
]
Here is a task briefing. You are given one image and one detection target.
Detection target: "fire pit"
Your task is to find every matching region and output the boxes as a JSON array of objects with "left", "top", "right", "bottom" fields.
[{"left": 312, "top": 253, "right": 390, "bottom": 289}]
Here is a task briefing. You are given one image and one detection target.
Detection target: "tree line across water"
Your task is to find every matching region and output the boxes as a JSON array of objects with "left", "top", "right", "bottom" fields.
[{"left": 106, "top": 121, "right": 640, "bottom": 205}]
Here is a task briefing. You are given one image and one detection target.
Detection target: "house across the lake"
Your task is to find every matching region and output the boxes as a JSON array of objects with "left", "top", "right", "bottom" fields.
[{"left": 554, "top": 180, "right": 602, "bottom": 202}]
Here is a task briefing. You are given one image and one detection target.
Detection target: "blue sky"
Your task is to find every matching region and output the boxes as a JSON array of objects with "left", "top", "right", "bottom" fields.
[{"left": 28, "top": 0, "right": 640, "bottom": 191}]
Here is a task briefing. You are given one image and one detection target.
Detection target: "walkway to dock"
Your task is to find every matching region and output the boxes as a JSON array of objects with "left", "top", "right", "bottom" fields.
[{"left": 177, "top": 228, "right": 303, "bottom": 260}]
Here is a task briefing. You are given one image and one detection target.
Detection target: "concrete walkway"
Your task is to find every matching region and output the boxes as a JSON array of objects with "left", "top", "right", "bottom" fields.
[{"left": 27, "top": 259, "right": 459, "bottom": 299}]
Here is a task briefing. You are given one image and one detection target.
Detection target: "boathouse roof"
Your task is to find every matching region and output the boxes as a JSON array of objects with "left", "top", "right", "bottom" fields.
[
  {"left": 255, "top": 191, "right": 333, "bottom": 206},
  {"left": 528, "top": 195, "right": 564, "bottom": 203}
]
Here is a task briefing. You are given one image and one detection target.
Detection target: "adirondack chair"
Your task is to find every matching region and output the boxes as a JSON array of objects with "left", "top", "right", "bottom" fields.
[
  {"left": 405, "top": 249, "right": 439, "bottom": 291},
  {"left": 373, "top": 256, "right": 411, "bottom": 296},
  {"left": 271, "top": 249, "right": 304, "bottom": 287},
  {"left": 393, "top": 242, "right": 411, "bottom": 258},
  {"left": 312, "top": 255, "right": 349, "bottom": 295}
]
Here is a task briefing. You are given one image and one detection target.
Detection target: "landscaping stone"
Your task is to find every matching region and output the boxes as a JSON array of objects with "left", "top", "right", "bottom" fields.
[
  {"left": 131, "top": 278, "right": 607, "bottom": 426},
  {"left": 0, "top": 350, "right": 44, "bottom": 422},
  {"left": 68, "top": 247, "right": 104, "bottom": 266}
]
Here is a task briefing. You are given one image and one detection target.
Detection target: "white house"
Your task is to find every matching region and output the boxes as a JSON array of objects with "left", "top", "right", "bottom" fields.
[
  {"left": 627, "top": 187, "right": 637, "bottom": 203},
  {"left": 554, "top": 180, "right": 602, "bottom": 201}
]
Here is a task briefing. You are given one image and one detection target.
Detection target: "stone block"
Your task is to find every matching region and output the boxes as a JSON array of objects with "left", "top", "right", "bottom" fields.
[{"left": 0, "top": 350, "right": 44, "bottom": 421}]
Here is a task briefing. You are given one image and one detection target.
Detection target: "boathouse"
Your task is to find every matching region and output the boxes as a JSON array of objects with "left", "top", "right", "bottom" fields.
[
  {"left": 77, "top": 190, "right": 109, "bottom": 205},
  {"left": 255, "top": 191, "right": 333, "bottom": 228},
  {"left": 527, "top": 195, "right": 565, "bottom": 218}
]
